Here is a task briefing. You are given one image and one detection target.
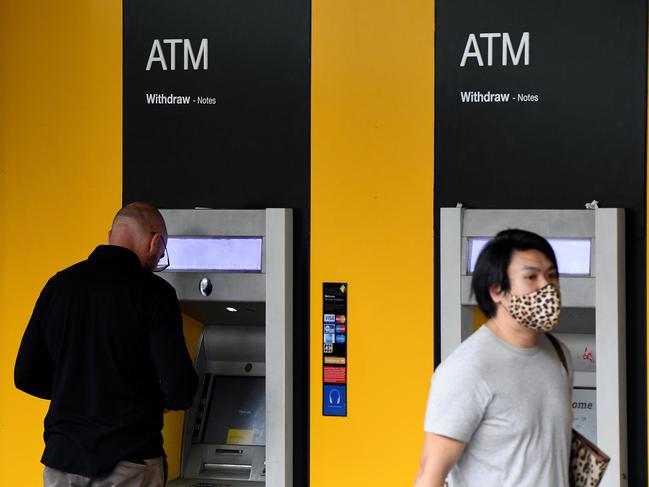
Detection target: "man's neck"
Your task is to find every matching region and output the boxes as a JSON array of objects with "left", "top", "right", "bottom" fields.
[{"left": 485, "top": 313, "right": 539, "bottom": 348}]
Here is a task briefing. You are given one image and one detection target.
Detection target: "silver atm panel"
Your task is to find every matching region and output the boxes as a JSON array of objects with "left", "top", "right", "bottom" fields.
[
  {"left": 161, "top": 209, "right": 292, "bottom": 487},
  {"left": 181, "top": 326, "right": 266, "bottom": 486},
  {"left": 440, "top": 208, "right": 627, "bottom": 487}
]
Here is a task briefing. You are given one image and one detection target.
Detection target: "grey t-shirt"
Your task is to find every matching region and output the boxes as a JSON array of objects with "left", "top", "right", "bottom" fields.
[{"left": 424, "top": 326, "right": 573, "bottom": 487}]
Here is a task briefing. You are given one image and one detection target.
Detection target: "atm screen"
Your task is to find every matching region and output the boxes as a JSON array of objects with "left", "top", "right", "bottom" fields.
[
  {"left": 467, "top": 237, "right": 592, "bottom": 276},
  {"left": 165, "top": 237, "right": 263, "bottom": 272},
  {"left": 202, "top": 375, "right": 266, "bottom": 447}
]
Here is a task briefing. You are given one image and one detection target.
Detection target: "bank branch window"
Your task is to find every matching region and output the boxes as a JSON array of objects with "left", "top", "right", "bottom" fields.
[{"left": 467, "top": 237, "right": 592, "bottom": 276}]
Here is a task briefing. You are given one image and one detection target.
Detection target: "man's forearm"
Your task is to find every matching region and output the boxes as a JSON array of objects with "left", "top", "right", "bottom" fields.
[
  {"left": 413, "top": 432, "right": 464, "bottom": 487},
  {"left": 413, "top": 464, "right": 446, "bottom": 487}
]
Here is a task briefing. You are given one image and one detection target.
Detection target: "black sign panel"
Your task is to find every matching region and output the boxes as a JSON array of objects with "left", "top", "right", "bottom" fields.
[
  {"left": 123, "top": 0, "right": 309, "bottom": 210},
  {"left": 323, "top": 283, "right": 347, "bottom": 416},
  {"left": 435, "top": 0, "right": 647, "bottom": 482}
]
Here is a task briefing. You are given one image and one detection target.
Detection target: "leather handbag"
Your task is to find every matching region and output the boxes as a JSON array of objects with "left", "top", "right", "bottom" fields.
[{"left": 547, "top": 333, "right": 610, "bottom": 487}]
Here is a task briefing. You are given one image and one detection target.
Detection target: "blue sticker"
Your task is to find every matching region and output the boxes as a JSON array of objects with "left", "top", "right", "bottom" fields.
[
  {"left": 324, "top": 334, "right": 335, "bottom": 344},
  {"left": 335, "top": 334, "right": 346, "bottom": 344},
  {"left": 323, "top": 385, "right": 347, "bottom": 416},
  {"left": 324, "top": 314, "right": 335, "bottom": 323},
  {"left": 335, "top": 324, "right": 346, "bottom": 334},
  {"left": 324, "top": 324, "right": 335, "bottom": 334}
]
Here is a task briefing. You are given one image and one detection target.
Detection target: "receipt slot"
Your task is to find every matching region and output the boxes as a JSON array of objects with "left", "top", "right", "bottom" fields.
[
  {"left": 160, "top": 209, "right": 292, "bottom": 487},
  {"left": 440, "top": 208, "right": 627, "bottom": 487}
]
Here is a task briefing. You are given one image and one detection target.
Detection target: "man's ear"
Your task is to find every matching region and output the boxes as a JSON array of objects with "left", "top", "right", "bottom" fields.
[
  {"left": 147, "top": 232, "right": 158, "bottom": 255},
  {"left": 489, "top": 284, "right": 504, "bottom": 304}
]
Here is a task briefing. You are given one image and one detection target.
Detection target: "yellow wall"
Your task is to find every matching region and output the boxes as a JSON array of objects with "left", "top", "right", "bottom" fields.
[
  {"left": 0, "top": 2, "right": 122, "bottom": 483},
  {"left": 310, "top": 0, "right": 435, "bottom": 485},
  {"left": 0, "top": 4, "right": 200, "bottom": 482}
]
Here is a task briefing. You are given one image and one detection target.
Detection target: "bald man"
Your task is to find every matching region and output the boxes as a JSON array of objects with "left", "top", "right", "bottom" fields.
[{"left": 15, "top": 203, "right": 198, "bottom": 487}]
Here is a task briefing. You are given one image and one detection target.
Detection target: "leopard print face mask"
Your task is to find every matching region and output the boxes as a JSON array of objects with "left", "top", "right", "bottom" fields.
[{"left": 506, "top": 284, "right": 561, "bottom": 332}]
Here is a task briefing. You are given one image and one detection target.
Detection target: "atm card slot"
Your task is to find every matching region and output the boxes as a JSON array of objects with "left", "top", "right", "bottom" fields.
[{"left": 214, "top": 448, "right": 244, "bottom": 455}]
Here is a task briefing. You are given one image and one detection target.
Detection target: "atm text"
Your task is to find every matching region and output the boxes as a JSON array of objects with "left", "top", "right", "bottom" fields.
[
  {"left": 146, "top": 38, "right": 208, "bottom": 71},
  {"left": 460, "top": 32, "right": 530, "bottom": 67},
  {"left": 459, "top": 91, "right": 539, "bottom": 103},
  {"left": 145, "top": 94, "right": 217, "bottom": 105}
]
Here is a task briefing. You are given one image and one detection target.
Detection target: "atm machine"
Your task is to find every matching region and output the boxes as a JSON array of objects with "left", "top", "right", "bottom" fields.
[
  {"left": 440, "top": 208, "right": 627, "bottom": 487},
  {"left": 160, "top": 209, "right": 292, "bottom": 487}
]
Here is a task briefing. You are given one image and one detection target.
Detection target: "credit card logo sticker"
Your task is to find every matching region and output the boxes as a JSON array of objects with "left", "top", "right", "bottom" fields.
[
  {"left": 324, "top": 314, "right": 335, "bottom": 323},
  {"left": 335, "top": 324, "right": 346, "bottom": 334},
  {"left": 324, "top": 334, "right": 335, "bottom": 344},
  {"left": 335, "top": 334, "right": 346, "bottom": 344},
  {"left": 323, "top": 343, "right": 333, "bottom": 353},
  {"left": 324, "top": 324, "right": 335, "bottom": 334},
  {"left": 336, "top": 315, "right": 346, "bottom": 324}
]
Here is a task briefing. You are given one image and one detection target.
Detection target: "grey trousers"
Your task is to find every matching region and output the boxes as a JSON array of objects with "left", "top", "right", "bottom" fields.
[{"left": 43, "top": 457, "right": 166, "bottom": 487}]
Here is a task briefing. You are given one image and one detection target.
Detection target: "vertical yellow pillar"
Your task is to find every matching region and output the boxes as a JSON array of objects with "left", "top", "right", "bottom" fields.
[
  {"left": 0, "top": 2, "right": 122, "bottom": 484},
  {"left": 311, "top": 0, "right": 435, "bottom": 485}
]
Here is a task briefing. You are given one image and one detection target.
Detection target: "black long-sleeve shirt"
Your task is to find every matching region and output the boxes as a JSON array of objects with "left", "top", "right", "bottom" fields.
[{"left": 14, "top": 245, "right": 198, "bottom": 477}]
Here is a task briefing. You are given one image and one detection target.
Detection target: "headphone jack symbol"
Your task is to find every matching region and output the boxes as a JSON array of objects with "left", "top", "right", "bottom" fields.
[{"left": 328, "top": 388, "right": 341, "bottom": 405}]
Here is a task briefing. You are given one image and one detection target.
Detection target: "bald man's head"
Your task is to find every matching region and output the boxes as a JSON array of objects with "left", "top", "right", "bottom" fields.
[{"left": 109, "top": 202, "right": 168, "bottom": 271}]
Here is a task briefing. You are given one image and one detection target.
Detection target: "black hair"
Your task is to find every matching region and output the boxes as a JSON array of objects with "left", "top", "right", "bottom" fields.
[{"left": 471, "top": 229, "right": 558, "bottom": 318}]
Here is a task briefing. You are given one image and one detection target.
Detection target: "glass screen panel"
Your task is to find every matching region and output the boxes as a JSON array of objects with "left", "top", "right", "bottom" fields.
[
  {"left": 202, "top": 376, "right": 266, "bottom": 446},
  {"left": 165, "top": 237, "right": 262, "bottom": 272},
  {"left": 467, "top": 237, "right": 591, "bottom": 276}
]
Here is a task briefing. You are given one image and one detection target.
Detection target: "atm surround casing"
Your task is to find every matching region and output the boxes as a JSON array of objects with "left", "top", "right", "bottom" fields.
[
  {"left": 440, "top": 208, "right": 627, "bottom": 487},
  {"left": 161, "top": 209, "right": 292, "bottom": 487}
]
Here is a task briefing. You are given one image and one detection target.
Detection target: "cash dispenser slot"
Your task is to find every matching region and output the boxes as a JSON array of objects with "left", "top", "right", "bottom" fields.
[{"left": 202, "top": 463, "right": 252, "bottom": 479}]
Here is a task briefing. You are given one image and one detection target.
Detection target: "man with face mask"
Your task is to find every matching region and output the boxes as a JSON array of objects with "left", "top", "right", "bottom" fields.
[
  {"left": 413, "top": 229, "right": 572, "bottom": 487},
  {"left": 14, "top": 202, "right": 198, "bottom": 487}
]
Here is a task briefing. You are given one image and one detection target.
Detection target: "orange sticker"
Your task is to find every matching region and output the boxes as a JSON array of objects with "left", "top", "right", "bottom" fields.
[{"left": 324, "top": 356, "right": 347, "bottom": 365}]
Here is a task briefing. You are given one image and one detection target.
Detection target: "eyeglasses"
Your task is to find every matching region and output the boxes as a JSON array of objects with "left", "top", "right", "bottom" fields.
[{"left": 153, "top": 233, "right": 170, "bottom": 272}]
